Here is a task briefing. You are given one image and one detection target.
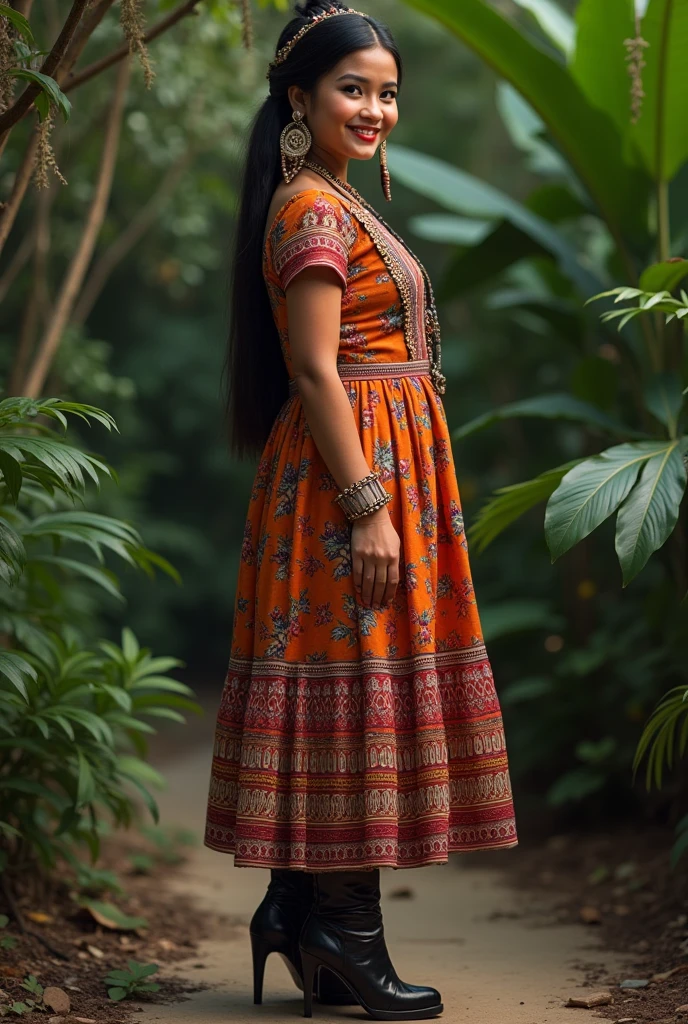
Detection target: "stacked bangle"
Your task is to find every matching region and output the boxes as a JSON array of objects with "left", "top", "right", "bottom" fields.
[{"left": 333, "top": 470, "right": 392, "bottom": 522}]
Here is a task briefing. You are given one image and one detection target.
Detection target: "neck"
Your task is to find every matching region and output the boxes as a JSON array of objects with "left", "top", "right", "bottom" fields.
[{"left": 307, "top": 145, "right": 348, "bottom": 182}]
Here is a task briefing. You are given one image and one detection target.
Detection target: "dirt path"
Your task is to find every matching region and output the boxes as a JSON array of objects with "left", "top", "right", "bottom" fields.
[{"left": 134, "top": 741, "right": 635, "bottom": 1024}]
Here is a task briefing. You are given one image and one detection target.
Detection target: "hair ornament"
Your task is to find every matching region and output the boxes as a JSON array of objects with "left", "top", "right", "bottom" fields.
[{"left": 266, "top": 6, "right": 370, "bottom": 78}]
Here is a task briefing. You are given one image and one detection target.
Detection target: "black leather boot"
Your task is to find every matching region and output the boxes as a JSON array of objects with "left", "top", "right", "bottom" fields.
[
  {"left": 249, "top": 869, "right": 355, "bottom": 1005},
  {"left": 299, "top": 869, "right": 443, "bottom": 1020}
]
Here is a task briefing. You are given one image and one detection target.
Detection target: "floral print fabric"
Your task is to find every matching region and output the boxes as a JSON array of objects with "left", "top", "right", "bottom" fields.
[{"left": 204, "top": 189, "right": 518, "bottom": 869}]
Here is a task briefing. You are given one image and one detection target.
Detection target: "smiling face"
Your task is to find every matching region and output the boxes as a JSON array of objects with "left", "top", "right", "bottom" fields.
[{"left": 288, "top": 44, "right": 399, "bottom": 167}]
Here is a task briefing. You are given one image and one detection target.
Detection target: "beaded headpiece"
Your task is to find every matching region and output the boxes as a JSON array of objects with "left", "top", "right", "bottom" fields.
[{"left": 266, "top": 7, "right": 369, "bottom": 78}]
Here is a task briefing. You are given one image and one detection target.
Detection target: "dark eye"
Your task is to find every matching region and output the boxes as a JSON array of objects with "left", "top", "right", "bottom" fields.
[
  {"left": 382, "top": 90, "right": 397, "bottom": 100},
  {"left": 342, "top": 84, "right": 361, "bottom": 94}
]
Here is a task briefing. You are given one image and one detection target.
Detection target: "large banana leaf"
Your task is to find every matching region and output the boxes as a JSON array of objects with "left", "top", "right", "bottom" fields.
[
  {"left": 510, "top": 0, "right": 576, "bottom": 57},
  {"left": 545, "top": 441, "right": 674, "bottom": 559},
  {"left": 627, "top": 0, "right": 688, "bottom": 182},
  {"left": 496, "top": 82, "right": 571, "bottom": 177},
  {"left": 570, "top": 0, "right": 636, "bottom": 138},
  {"left": 388, "top": 145, "right": 603, "bottom": 297},
  {"left": 437, "top": 183, "right": 587, "bottom": 299},
  {"left": 615, "top": 442, "right": 686, "bottom": 584},
  {"left": 401, "top": 0, "right": 649, "bottom": 239},
  {"left": 407, "top": 214, "right": 492, "bottom": 245}
]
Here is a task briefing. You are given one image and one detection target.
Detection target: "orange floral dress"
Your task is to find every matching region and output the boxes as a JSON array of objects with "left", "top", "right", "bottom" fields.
[{"left": 204, "top": 187, "right": 518, "bottom": 870}]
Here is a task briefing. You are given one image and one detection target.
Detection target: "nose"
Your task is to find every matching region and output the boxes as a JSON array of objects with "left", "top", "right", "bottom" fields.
[{"left": 360, "top": 97, "right": 383, "bottom": 123}]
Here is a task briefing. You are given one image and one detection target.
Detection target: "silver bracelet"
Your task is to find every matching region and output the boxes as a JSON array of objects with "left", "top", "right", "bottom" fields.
[{"left": 333, "top": 470, "right": 392, "bottom": 522}]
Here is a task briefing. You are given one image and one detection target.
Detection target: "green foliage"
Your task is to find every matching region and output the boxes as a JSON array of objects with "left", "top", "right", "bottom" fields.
[
  {"left": 633, "top": 684, "right": 688, "bottom": 790},
  {"left": 398, "top": 0, "right": 688, "bottom": 808},
  {"left": 399, "top": 0, "right": 650, "bottom": 238},
  {"left": 0, "top": 401, "right": 200, "bottom": 880},
  {"left": 104, "top": 960, "right": 161, "bottom": 1002}
]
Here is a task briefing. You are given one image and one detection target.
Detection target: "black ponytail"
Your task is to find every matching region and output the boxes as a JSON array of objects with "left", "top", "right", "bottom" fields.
[{"left": 222, "top": 1, "right": 402, "bottom": 460}]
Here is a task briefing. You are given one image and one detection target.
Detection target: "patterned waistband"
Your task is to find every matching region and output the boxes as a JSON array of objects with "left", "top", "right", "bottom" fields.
[{"left": 288, "top": 358, "right": 431, "bottom": 397}]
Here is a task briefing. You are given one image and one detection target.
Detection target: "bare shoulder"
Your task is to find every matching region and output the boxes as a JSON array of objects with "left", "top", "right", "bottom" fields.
[{"left": 264, "top": 170, "right": 348, "bottom": 240}]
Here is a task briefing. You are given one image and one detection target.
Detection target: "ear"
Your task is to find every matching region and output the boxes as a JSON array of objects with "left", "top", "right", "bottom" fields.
[{"left": 287, "top": 85, "right": 307, "bottom": 115}]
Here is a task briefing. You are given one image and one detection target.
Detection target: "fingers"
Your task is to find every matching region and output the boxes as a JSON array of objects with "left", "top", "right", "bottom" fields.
[
  {"left": 358, "top": 560, "right": 399, "bottom": 610},
  {"left": 382, "top": 565, "right": 399, "bottom": 607},
  {"left": 360, "top": 563, "right": 377, "bottom": 608},
  {"left": 353, "top": 552, "right": 364, "bottom": 597},
  {"left": 371, "top": 566, "right": 387, "bottom": 610}
]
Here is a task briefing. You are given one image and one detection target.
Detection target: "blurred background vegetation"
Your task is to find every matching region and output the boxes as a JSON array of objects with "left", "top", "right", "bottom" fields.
[{"left": 1, "top": 0, "right": 687, "bottom": 881}]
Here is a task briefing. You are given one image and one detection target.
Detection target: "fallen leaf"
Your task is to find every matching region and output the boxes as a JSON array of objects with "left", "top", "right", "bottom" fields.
[
  {"left": 676, "top": 1005, "right": 688, "bottom": 1014},
  {"left": 652, "top": 964, "right": 688, "bottom": 983},
  {"left": 566, "top": 991, "right": 613, "bottom": 1008},
  {"left": 612, "top": 905, "right": 631, "bottom": 916},
  {"left": 43, "top": 987, "right": 70, "bottom": 1014},
  {"left": 25, "top": 911, "right": 54, "bottom": 925},
  {"left": 619, "top": 980, "right": 649, "bottom": 989},
  {"left": 0, "top": 966, "right": 22, "bottom": 978},
  {"left": 78, "top": 900, "right": 147, "bottom": 932},
  {"left": 86, "top": 945, "right": 104, "bottom": 959},
  {"left": 579, "top": 906, "right": 602, "bottom": 924},
  {"left": 74, "top": 1017, "right": 97, "bottom": 1022},
  {"left": 157, "top": 939, "right": 177, "bottom": 951}
]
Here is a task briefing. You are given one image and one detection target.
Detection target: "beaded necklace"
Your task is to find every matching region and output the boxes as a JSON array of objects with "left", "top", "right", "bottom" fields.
[{"left": 302, "top": 158, "right": 447, "bottom": 396}]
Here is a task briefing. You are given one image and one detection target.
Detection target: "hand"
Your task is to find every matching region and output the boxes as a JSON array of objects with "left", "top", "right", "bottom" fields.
[{"left": 350, "top": 507, "right": 401, "bottom": 610}]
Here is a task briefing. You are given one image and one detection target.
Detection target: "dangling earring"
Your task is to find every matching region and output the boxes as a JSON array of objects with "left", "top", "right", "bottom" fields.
[
  {"left": 280, "top": 109, "right": 312, "bottom": 183},
  {"left": 379, "top": 138, "right": 392, "bottom": 202}
]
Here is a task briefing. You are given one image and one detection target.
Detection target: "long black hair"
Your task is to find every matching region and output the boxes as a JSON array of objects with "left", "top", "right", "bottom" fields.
[{"left": 223, "top": 0, "right": 402, "bottom": 460}]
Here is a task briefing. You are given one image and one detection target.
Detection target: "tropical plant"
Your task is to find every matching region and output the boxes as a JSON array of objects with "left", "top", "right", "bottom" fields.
[
  {"left": 394, "top": 0, "right": 688, "bottom": 851},
  {"left": 0, "top": 398, "right": 200, "bottom": 906}
]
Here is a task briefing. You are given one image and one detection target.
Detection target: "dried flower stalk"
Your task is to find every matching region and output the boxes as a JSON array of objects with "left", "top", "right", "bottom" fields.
[
  {"left": 624, "top": 13, "right": 650, "bottom": 125},
  {"left": 33, "top": 111, "right": 68, "bottom": 189},
  {"left": 120, "top": 0, "right": 155, "bottom": 88}
]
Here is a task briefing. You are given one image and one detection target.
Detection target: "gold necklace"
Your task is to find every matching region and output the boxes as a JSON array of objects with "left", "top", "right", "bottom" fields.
[{"left": 302, "top": 159, "right": 447, "bottom": 395}]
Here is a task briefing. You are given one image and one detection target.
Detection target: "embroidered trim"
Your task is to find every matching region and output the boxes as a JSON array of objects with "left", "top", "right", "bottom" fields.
[
  {"left": 343, "top": 200, "right": 420, "bottom": 362},
  {"left": 225, "top": 644, "right": 489, "bottom": 678},
  {"left": 276, "top": 232, "right": 349, "bottom": 291},
  {"left": 287, "top": 358, "right": 431, "bottom": 396}
]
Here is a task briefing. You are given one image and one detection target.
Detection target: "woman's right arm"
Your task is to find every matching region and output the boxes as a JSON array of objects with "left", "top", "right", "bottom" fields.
[{"left": 285, "top": 264, "right": 400, "bottom": 612}]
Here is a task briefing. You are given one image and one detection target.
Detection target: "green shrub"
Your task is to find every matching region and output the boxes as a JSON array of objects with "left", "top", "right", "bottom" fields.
[{"left": 0, "top": 398, "right": 200, "bottom": 886}]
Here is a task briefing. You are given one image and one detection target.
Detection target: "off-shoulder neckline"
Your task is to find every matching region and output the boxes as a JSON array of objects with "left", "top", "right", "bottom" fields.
[{"left": 263, "top": 187, "right": 353, "bottom": 251}]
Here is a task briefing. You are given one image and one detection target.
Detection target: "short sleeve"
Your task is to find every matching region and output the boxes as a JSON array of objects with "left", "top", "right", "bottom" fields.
[{"left": 270, "top": 190, "right": 357, "bottom": 292}]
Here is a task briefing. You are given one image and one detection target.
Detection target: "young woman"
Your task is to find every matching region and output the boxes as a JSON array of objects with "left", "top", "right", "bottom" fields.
[{"left": 204, "top": 2, "right": 518, "bottom": 1018}]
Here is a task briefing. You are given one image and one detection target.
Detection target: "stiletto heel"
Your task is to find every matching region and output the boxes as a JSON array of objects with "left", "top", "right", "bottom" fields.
[
  {"left": 300, "top": 870, "right": 443, "bottom": 1021},
  {"left": 250, "top": 931, "right": 269, "bottom": 1005},
  {"left": 249, "top": 869, "right": 355, "bottom": 1007},
  {"left": 301, "top": 950, "right": 319, "bottom": 1018}
]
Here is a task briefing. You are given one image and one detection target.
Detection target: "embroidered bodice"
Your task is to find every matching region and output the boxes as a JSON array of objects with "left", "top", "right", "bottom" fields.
[{"left": 263, "top": 189, "right": 430, "bottom": 377}]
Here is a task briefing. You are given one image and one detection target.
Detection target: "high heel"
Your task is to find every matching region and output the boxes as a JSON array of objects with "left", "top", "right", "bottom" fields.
[
  {"left": 299, "top": 869, "right": 443, "bottom": 1021},
  {"left": 249, "top": 869, "right": 355, "bottom": 1006}
]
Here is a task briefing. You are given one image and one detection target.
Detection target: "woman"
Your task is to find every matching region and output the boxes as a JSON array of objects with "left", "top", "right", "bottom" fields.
[{"left": 204, "top": 2, "right": 518, "bottom": 1018}]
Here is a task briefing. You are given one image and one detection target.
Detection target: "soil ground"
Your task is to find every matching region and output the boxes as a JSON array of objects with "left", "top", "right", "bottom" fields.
[{"left": 4, "top": 705, "right": 687, "bottom": 1024}]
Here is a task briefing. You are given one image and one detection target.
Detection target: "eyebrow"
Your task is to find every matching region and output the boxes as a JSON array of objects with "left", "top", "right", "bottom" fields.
[{"left": 335, "top": 73, "right": 398, "bottom": 88}]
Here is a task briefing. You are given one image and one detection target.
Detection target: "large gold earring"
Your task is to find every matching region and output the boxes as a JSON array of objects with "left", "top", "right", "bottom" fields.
[
  {"left": 280, "top": 109, "right": 312, "bottom": 183},
  {"left": 379, "top": 138, "right": 392, "bottom": 202}
]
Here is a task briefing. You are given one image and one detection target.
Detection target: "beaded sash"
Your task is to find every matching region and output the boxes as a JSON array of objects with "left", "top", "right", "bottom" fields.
[{"left": 287, "top": 358, "right": 431, "bottom": 397}]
